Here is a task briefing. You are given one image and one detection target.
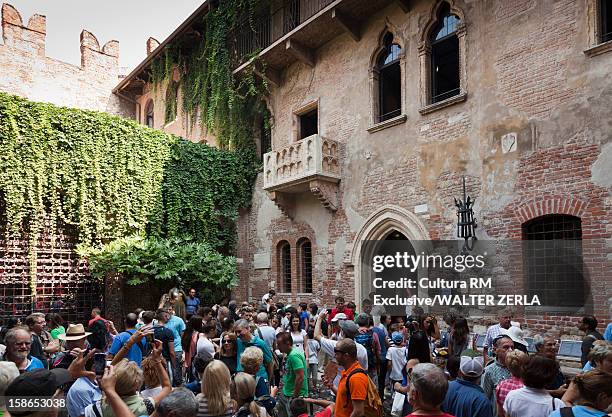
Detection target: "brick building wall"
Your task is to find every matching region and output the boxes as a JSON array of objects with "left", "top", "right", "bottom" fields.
[
  {"left": 233, "top": 0, "right": 611, "bottom": 338},
  {"left": 0, "top": 3, "right": 132, "bottom": 117}
]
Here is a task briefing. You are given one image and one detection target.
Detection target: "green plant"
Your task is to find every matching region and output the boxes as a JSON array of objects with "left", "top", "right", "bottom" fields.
[
  {"left": 77, "top": 235, "right": 238, "bottom": 287},
  {"left": 150, "top": 0, "right": 269, "bottom": 151},
  {"left": 0, "top": 92, "right": 257, "bottom": 288}
]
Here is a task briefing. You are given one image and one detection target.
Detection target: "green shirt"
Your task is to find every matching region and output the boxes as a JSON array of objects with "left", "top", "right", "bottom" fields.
[
  {"left": 50, "top": 326, "right": 65, "bottom": 340},
  {"left": 282, "top": 348, "right": 308, "bottom": 397}
]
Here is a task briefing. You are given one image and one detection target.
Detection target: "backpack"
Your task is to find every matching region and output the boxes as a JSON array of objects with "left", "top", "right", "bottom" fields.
[
  {"left": 345, "top": 368, "right": 383, "bottom": 417},
  {"left": 354, "top": 330, "right": 376, "bottom": 369}
]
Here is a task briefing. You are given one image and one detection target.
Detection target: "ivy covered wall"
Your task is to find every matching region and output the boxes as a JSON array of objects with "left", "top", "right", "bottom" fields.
[{"left": 0, "top": 92, "right": 258, "bottom": 298}]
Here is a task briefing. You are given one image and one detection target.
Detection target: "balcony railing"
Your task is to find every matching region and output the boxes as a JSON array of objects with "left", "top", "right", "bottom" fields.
[
  {"left": 229, "top": 0, "right": 335, "bottom": 66},
  {"left": 263, "top": 134, "right": 341, "bottom": 191}
]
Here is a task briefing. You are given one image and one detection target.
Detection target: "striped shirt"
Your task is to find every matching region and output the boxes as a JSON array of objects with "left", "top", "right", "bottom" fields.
[
  {"left": 196, "top": 394, "right": 234, "bottom": 417},
  {"left": 481, "top": 361, "right": 511, "bottom": 417}
]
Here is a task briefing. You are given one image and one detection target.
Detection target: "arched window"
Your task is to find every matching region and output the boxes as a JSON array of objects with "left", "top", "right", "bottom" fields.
[
  {"left": 602, "top": 0, "right": 612, "bottom": 43},
  {"left": 145, "top": 100, "right": 154, "bottom": 128},
  {"left": 522, "top": 215, "right": 584, "bottom": 308},
  {"left": 297, "top": 238, "right": 312, "bottom": 293},
  {"left": 278, "top": 241, "right": 292, "bottom": 293},
  {"left": 376, "top": 33, "right": 402, "bottom": 122},
  {"left": 430, "top": 3, "right": 460, "bottom": 103},
  {"left": 164, "top": 81, "right": 179, "bottom": 123}
]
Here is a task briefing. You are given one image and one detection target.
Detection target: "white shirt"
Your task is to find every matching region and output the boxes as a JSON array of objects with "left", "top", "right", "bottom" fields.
[
  {"left": 503, "top": 387, "right": 565, "bottom": 417},
  {"left": 262, "top": 293, "right": 271, "bottom": 304},
  {"left": 307, "top": 339, "right": 320, "bottom": 364},
  {"left": 256, "top": 325, "right": 277, "bottom": 350},
  {"left": 140, "top": 386, "right": 162, "bottom": 399},
  {"left": 319, "top": 337, "right": 368, "bottom": 387},
  {"left": 385, "top": 346, "right": 407, "bottom": 381},
  {"left": 196, "top": 336, "right": 215, "bottom": 356},
  {"left": 291, "top": 330, "right": 307, "bottom": 353}
]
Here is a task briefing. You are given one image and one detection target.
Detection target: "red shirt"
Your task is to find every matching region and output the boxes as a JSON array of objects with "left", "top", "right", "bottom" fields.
[
  {"left": 297, "top": 407, "right": 332, "bottom": 417},
  {"left": 328, "top": 307, "right": 354, "bottom": 322}
]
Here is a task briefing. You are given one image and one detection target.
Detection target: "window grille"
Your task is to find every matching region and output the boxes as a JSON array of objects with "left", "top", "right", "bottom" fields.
[
  {"left": 280, "top": 242, "right": 291, "bottom": 292},
  {"left": 522, "top": 215, "right": 584, "bottom": 308},
  {"left": 299, "top": 240, "right": 312, "bottom": 293}
]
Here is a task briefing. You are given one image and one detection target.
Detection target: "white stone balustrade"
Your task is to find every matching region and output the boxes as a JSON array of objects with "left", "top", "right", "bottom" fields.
[{"left": 263, "top": 134, "right": 341, "bottom": 191}]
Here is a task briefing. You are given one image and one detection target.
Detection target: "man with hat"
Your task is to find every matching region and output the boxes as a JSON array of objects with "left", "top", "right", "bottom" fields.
[
  {"left": 5, "top": 368, "right": 73, "bottom": 417},
  {"left": 442, "top": 356, "right": 493, "bottom": 417},
  {"left": 328, "top": 313, "right": 347, "bottom": 340},
  {"left": 314, "top": 311, "right": 368, "bottom": 388},
  {"left": 52, "top": 324, "right": 92, "bottom": 370}
]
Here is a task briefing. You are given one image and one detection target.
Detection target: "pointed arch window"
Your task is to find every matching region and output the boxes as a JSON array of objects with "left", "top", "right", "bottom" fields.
[
  {"left": 278, "top": 241, "right": 292, "bottom": 293},
  {"left": 376, "top": 33, "right": 402, "bottom": 122},
  {"left": 430, "top": 4, "right": 460, "bottom": 103},
  {"left": 145, "top": 100, "right": 154, "bottom": 128},
  {"left": 297, "top": 238, "right": 312, "bottom": 293}
]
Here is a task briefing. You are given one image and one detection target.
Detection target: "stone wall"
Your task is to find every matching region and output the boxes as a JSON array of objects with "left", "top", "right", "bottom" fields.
[
  {"left": 234, "top": 0, "right": 612, "bottom": 336},
  {"left": 0, "top": 3, "right": 132, "bottom": 117}
]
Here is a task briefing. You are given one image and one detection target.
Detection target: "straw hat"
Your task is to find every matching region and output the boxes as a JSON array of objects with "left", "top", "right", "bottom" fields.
[{"left": 57, "top": 323, "right": 91, "bottom": 341}]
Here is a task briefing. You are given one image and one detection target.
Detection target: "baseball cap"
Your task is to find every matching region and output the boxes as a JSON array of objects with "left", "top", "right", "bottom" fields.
[
  {"left": 339, "top": 320, "right": 359, "bottom": 339},
  {"left": 331, "top": 313, "right": 348, "bottom": 323},
  {"left": 6, "top": 368, "right": 72, "bottom": 399},
  {"left": 460, "top": 356, "right": 484, "bottom": 377},
  {"left": 392, "top": 332, "right": 403, "bottom": 345}
]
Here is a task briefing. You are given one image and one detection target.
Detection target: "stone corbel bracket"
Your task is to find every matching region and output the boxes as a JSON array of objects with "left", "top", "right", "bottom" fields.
[
  {"left": 269, "top": 191, "right": 296, "bottom": 219},
  {"left": 309, "top": 179, "right": 338, "bottom": 212}
]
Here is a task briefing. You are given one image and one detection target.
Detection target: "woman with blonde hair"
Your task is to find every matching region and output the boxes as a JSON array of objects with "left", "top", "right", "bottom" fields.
[
  {"left": 552, "top": 369, "right": 612, "bottom": 416},
  {"left": 141, "top": 356, "right": 162, "bottom": 399},
  {"left": 496, "top": 349, "right": 527, "bottom": 417},
  {"left": 231, "top": 372, "right": 266, "bottom": 417},
  {"left": 84, "top": 342, "right": 171, "bottom": 417},
  {"left": 197, "top": 360, "right": 234, "bottom": 417}
]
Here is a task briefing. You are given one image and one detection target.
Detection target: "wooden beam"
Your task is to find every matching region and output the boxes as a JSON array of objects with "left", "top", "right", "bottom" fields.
[
  {"left": 331, "top": 9, "right": 360, "bottom": 42},
  {"left": 396, "top": 0, "right": 410, "bottom": 13},
  {"left": 285, "top": 39, "right": 315, "bottom": 67}
]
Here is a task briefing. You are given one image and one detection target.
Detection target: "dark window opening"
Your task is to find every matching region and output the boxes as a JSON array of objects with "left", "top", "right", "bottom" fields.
[
  {"left": 377, "top": 33, "right": 402, "bottom": 122},
  {"left": 299, "top": 108, "right": 318, "bottom": 139},
  {"left": 430, "top": 5, "right": 460, "bottom": 103},
  {"left": 260, "top": 118, "right": 271, "bottom": 161},
  {"left": 602, "top": 0, "right": 612, "bottom": 43},
  {"left": 522, "top": 215, "right": 584, "bottom": 308},
  {"left": 299, "top": 240, "right": 312, "bottom": 293},
  {"left": 145, "top": 100, "right": 154, "bottom": 128},
  {"left": 280, "top": 242, "right": 292, "bottom": 293}
]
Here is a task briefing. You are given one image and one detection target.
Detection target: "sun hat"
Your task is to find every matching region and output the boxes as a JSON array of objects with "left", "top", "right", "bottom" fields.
[
  {"left": 57, "top": 323, "right": 92, "bottom": 341},
  {"left": 331, "top": 313, "right": 348, "bottom": 323}
]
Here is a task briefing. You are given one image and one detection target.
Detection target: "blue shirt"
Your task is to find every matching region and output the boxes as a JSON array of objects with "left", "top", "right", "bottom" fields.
[
  {"left": 165, "top": 315, "right": 186, "bottom": 352},
  {"left": 66, "top": 377, "right": 102, "bottom": 417},
  {"left": 236, "top": 335, "right": 272, "bottom": 378},
  {"left": 442, "top": 379, "right": 494, "bottom": 417},
  {"left": 372, "top": 326, "right": 387, "bottom": 359},
  {"left": 299, "top": 311, "right": 309, "bottom": 330},
  {"left": 549, "top": 405, "right": 608, "bottom": 417},
  {"left": 605, "top": 323, "right": 612, "bottom": 342},
  {"left": 108, "top": 330, "right": 145, "bottom": 366},
  {"left": 185, "top": 296, "right": 200, "bottom": 315},
  {"left": 26, "top": 356, "right": 44, "bottom": 371}
]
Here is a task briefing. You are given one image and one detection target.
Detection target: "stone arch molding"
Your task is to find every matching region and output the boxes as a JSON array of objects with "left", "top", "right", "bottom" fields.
[
  {"left": 350, "top": 205, "right": 430, "bottom": 266},
  {"left": 350, "top": 205, "right": 432, "bottom": 310}
]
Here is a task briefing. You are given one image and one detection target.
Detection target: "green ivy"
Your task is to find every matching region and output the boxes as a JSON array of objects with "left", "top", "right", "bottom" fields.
[
  {"left": 77, "top": 235, "right": 238, "bottom": 287},
  {"left": 0, "top": 92, "right": 257, "bottom": 287},
  {"left": 151, "top": 0, "right": 269, "bottom": 151}
]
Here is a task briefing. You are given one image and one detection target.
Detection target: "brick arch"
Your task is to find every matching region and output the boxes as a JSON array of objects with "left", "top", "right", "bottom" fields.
[{"left": 515, "top": 196, "right": 588, "bottom": 225}]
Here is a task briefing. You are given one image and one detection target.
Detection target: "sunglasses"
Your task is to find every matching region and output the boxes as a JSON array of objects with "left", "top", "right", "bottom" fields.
[{"left": 223, "top": 339, "right": 235, "bottom": 344}]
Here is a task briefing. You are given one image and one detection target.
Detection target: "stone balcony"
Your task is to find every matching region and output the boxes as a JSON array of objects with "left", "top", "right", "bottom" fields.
[{"left": 263, "top": 134, "right": 341, "bottom": 218}]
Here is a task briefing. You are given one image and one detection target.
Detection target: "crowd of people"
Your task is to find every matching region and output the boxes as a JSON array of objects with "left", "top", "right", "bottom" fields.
[{"left": 0, "top": 289, "right": 611, "bottom": 417}]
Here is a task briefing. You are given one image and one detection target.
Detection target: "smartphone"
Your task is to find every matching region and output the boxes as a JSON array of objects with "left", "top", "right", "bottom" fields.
[{"left": 93, "top": 353, "right": 106, "bottom": 376}]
